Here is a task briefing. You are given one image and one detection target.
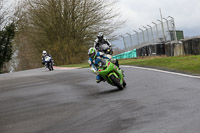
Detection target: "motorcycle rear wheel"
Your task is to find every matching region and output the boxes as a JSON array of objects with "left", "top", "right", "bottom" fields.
[{"left": 123, "top": 79, "right": 126, "bottom": 87}]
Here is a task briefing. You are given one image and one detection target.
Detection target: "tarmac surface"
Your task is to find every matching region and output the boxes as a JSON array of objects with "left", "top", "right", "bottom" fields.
[{"left": 1, "top": 66, "right": 200, "bottom": 133}]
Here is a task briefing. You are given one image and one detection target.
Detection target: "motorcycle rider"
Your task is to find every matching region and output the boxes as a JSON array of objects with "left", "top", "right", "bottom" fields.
[
  {"left": 94, "top": 32, "right": 113, "bottom": 55},
  {"left": 88, "top": 47, "right": 119, "bottom": 83},
  {"left": 42, "top": 50, "right": 53, "bottom": 69}
]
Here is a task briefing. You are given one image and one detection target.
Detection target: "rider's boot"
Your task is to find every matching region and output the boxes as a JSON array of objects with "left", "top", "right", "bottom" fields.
[{"left": 96, "top": 75, "right": 104, "bottom": 83}]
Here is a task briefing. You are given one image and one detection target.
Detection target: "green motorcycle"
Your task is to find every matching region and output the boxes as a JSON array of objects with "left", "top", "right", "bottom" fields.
[{"left": 97, "top": 59, "right": 126, "bottom": 90}]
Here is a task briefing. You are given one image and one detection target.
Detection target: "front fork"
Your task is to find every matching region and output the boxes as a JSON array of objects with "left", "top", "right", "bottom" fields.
[{"left": 113, "top": 67, "right": 123, "bottom": 84}]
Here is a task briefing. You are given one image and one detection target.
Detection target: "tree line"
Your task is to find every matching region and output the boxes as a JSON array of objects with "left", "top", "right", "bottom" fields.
[
  {"left": 1, "top": 0, "right": 125, "bottom": 72},
  {"left": 0, "top": 0, "right": 15, "bottom": 73}
]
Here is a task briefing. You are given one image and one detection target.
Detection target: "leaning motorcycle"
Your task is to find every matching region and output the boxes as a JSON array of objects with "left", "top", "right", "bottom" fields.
[
  {"left": 45, "top": 56, "right": 54, "bottom": 71},
  {"left": 96, "top": 59, "right": 126, "bottom": 90}
]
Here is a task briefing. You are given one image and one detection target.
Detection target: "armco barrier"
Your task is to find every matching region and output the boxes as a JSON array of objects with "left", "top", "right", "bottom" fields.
[{"left": 113, "top": 49, "right": 137, "bottom": 59}]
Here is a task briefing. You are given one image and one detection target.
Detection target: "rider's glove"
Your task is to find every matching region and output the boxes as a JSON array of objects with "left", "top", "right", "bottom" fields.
[{"left": 91, "top": 67, "right": 98, "bottom": 74}]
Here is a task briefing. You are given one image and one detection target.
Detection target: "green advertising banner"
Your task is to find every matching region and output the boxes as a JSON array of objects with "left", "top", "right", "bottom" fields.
[{"left": 113, "top": 49, "right": 137, "bottom": 59}]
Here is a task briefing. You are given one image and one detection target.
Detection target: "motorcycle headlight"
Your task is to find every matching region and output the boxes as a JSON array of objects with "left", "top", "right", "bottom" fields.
[{"left": 98, "top": 62, "right": 103, "bottom": 68}]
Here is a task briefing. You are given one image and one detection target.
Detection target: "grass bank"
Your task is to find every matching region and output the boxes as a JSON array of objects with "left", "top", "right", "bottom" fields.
[
  {"left": 120, "top": 55, "right": 200, "bottom": 75},
  {"left": 60, "top": 55, "right": 200, "bottom": 75}
]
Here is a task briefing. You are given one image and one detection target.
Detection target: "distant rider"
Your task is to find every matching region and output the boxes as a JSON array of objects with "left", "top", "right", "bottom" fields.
[
  {"left": 94, "top": 32, "right": 113, "bottom": 55},
  {"left": 42, "top": 50, "right": 53, "bottom": 69},
  {"left": 88, "top": 47, "right": 119, "bottom": 83}
]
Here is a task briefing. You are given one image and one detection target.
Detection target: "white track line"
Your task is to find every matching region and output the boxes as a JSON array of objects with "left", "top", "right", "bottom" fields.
[
  {"left": 53, "top": 66, "right": 80, "bottom": 70},
  {"left": 122, "top": 65, "right": 200, "bottom": 79}
]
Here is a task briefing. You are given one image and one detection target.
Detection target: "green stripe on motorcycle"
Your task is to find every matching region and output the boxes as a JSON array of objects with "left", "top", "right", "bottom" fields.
[{"left": 108, "top": 73, "right": 118, "bottom": 79}]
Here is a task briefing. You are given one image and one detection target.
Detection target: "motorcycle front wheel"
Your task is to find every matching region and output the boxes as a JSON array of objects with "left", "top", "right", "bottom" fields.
[
  {"left": 110, "top": 75, "right": 123, "bottom": 90},
  {"left": 48, "top": 63, "right": 52, "bottom": 71}
]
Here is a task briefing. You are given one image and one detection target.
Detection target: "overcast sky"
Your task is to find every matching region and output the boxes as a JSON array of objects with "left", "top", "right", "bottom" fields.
[
  {"left": 111, "top": 0, "right": 200, "bottom": 48},
  {"left": 6, "top": 0, "right": 200, "bottom": 48},
  {"left": 7, "top": 0, "right": 200, "bottom": 37},
  {"left": 117, "top": 0, "right": 200, "bottom": 37}
]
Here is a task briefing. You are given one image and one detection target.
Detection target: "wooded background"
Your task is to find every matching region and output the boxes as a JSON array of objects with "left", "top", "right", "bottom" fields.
[
  {"left": 0, "top": 0, "right": 15, "bottom": 73},
  {"left": 13, "top": 0, "right": 124, "bottom": 71}
]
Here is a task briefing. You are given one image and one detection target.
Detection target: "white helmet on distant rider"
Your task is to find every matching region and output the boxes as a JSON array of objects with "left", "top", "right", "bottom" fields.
[
  {"left": 97, "top": 32, "right": 104, "bottom": 41},
  {"left": 42, "top": 50, "right": 47, "bottom": 56}
]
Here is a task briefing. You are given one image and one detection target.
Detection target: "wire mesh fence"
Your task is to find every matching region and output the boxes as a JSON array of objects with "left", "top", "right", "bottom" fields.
[{"left": 122, "top": 18, "right": 177, "bottom": 51}]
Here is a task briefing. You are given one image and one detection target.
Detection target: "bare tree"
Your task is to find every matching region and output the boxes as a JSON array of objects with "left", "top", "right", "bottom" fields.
[
  {"left": 0, "top": 0, "right": 16, "bottom": 73},
  {"left": 0, "top": 0, "right": 7, "bottom": 30},
  {"left": 15, "top": 0, "right": 125, "bottom": 68}
]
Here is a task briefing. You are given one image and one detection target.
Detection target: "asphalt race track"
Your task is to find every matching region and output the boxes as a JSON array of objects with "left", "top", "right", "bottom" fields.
[{"left": 1, "top": 66, "right": 200, "bottom": 133}]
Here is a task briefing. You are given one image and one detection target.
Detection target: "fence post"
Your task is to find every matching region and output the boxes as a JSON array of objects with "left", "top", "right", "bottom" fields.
[
  {"left": 120, "top": 35, "right": 128, "bottom": 51},
  {"left": 147, "top": 25, "right": 154, "bottom": 42},
  {"left": 157, "top": 19, "right": 166, "bottom": 42},
  {"left": 143, "top": 26, "right": 150, "bottom": 43},
  {"left": 159, "top": 9, "right": 166, "bottom": 42},
  {"left": 139, "top": 28, "right": 145, "bottom": 43},
  {"left": 163, "top": 17, "right": 171, "bottom": 41},
  {"left": 168, "top": 16, "right": 177, "bottom": 42},
  {"left": 152, "top": 22, "right": 159, "bottom": 42},
  {"left": 133, "top": 30, "right": 140, "bottom": 45},
  {"left": 126, "top": 33, "right": 133, "bottom": 48}
]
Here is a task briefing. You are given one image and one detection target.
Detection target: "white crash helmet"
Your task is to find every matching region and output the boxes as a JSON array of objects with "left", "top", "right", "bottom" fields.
[
  {"left": 42, "top": 50, "right": 47, "bottom": 56},
  {"left": 97, "top": 32, "right": 104, "bottom": 41}
]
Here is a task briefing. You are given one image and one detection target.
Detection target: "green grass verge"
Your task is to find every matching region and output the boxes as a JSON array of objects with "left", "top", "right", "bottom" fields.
[
  {"left": 60, "top": 55, "right": 200, "bottom": 75},
  {"left": 119, "top": 55, "right": 200, "bottom": 75}
]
